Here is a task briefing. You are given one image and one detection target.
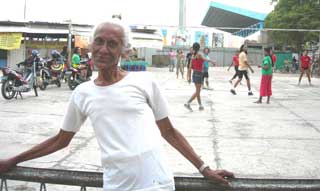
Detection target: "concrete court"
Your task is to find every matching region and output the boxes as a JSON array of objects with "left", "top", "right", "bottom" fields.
[{"left": 0, "top": 67, "right": 319, "bottom": 190}]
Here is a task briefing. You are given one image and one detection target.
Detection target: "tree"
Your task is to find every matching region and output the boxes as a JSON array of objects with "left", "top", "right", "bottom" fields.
[{"left": 265, "top": 0, "right": 320, "bottom": 52}]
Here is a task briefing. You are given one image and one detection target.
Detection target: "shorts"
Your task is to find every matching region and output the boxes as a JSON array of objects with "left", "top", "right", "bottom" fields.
[
  {"left": 187, "top": 61, "right": 191, "bottom": 69},
  {"left": 234, "top": 65, "right": 239, "bottom": 73},
  {"left": 202, "top": 71, "right": 209, "bottom": 79},
  {"left": 238, "top": 70, "right": 249, "bottom": 80},
  {"left": 192, "top": 71, "right": 203, "bottom": 84},
  {"left": 170, "top": 59, "right": 175, "bottom": 65},
  {"left": 301, "top": 66, "right": 309, "bottom": 70}
]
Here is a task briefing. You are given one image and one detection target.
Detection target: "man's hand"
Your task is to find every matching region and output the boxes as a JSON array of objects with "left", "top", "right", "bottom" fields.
[
  {"left": 0, "top": 158, "right": 16, "bottom": 173},
  {"left": 250, "top": 68, "right": 254, "bottom": 73},
  {"left": 202, "top": 168, "right": 235, "bottom": 186}
]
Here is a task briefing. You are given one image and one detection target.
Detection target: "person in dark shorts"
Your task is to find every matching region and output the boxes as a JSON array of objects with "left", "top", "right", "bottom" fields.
[
  {"left": 230, "top": 44, "right": 254, "bottom": 96},
  {"left": 202, "top": 47, "right": 215, "bottom": 89},
  {"left": 186, "top": 47, "right": 193, "bottom": 83},
  {"left": 184, "top": 43, "right": 215, "bottom": 111}
]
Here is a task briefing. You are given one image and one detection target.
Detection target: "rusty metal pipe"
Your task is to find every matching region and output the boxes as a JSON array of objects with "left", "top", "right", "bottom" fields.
[{"left": 1, "top": 166, "right": 320, "bottom": 191}]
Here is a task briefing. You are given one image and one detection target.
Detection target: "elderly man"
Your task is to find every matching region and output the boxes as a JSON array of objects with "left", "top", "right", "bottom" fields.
[{"left": 0, "top": 20, "right": 234, "bottom": 191}]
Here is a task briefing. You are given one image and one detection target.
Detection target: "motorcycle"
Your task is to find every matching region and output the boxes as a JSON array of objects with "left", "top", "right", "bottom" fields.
[
  {"left": 1, "top": 50, "right": 42, "bottom": 100},
  {"left": 39, "top": 50, "right": 64, "bottom": 90},
  {"left": 67, "top": 59, "right": 91, "bottom": 90}
]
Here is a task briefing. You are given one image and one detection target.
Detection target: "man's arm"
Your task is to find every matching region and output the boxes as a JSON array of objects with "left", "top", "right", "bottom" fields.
[
  {"left": 227, "top": 62, "right": 234, "bottom": 71},
  {"left": 245, "top": 60, "right": 254, "bottom": 73},
  {"left": 0, "top": 129, "right": 75, "bottom": 173},
  {"left": 156, "top": 117, "right": 234, "bottom": 185},
  {"left": 198, "top": 54, "right": 215, "bottom": 65}
]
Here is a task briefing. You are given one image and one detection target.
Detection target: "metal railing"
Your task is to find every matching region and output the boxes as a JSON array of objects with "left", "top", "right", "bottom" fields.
[{"left": 1, "top": 166, "right": 320, "bottom": 191}]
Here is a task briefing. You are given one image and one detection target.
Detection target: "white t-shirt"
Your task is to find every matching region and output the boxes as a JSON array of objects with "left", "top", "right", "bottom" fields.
[{"left": 62, "top": 72, "right": 175, "bottom": 191}]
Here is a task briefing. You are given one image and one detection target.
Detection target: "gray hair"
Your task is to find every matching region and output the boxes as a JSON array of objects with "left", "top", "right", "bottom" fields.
[{"left": 91, "top": 19, "right": 131, "bottom": 53}]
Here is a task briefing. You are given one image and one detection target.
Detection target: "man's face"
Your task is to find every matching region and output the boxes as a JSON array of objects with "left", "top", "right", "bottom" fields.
[{"left": 91, "top": 23, "right": 124, "bottom": 70}]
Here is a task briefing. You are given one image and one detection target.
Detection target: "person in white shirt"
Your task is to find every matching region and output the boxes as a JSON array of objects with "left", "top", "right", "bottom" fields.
[{"left": 0, "top": 20, "right": 234, "bottom": 191}]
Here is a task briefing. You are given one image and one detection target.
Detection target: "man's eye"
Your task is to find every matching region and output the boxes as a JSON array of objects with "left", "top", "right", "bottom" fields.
[
  {"left": 107, "top": 41, "right": 118, "bottom": 48},
  {"left": 94, "top": 38, "right": 104, "bottom": 45}
]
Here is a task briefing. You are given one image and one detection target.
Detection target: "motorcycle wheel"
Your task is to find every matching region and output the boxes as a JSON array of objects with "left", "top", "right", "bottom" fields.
[
  {"left": 39, "top": 82, "right": 47, "bottom": 90},
  {"left": 67, "top": 74, "right": 78, "bottom": 90},
  {"left": 32, "top": 77, "right": 38, "bottom": 96},
  {"left": 56, "top": 79, "right": 61, "bottom": 87},
  {"left": 1, "top": 79, "right": 16, "bottom": 100},
  {"left": 39, "top": 70, "right": 48, "bottom": 90}
]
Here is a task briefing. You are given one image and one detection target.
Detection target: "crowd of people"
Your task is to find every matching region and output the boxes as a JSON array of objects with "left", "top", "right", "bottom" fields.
[{"left": 166, "top": 43, "right": 315, "bottom": 107}]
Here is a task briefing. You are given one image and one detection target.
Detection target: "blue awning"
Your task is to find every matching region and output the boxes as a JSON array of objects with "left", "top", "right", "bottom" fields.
[{"left": 202, "top": 2, "right": 267, "bottom": 34}]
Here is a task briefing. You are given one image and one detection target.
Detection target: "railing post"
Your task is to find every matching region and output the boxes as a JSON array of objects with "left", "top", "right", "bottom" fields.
[
  {"left": 40, "top": 182, "right": 47, "bottom": 191},
  {"left": 0, "top": 179, "right": 8, "bottom": 191}
]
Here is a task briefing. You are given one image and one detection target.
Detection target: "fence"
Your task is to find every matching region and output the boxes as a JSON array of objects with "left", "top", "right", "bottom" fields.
[
  {"left": 141, "top": 47, "right": 264, "bottom": 67},
  {"left": 1, "top": 166, "right": 320, "bottom": 191}
]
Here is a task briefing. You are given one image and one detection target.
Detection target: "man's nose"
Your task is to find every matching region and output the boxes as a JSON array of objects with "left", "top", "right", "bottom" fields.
[{"left": 99, "top": 43, "right": 111, "bottom": 53}]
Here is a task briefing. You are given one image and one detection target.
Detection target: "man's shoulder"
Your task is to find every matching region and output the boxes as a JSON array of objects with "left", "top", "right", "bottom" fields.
[
  {"left": 239, "top": 52, "right": 246, "bottom": 56},
  {"left": 74, "top": 81, "right": 94, "bottom": 93},
  {"left": 263, "top": 56, "right": 271, "bottom": 62}
]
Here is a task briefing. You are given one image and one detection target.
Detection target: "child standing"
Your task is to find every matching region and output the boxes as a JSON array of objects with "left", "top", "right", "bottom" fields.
[
  {"left": 298, "top": 50, "right": 312, "bottom": 85},
  {"left": 202, "top": 47, "right": 212, "bottom": 89}
]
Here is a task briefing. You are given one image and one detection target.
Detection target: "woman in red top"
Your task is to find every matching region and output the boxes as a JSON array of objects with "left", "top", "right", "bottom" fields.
[
  {"left": 184, "top": 42, "right": 215, "bottom": 111},
  {"left": 298, "top": 50, "right": 312, "bottom": 85}
]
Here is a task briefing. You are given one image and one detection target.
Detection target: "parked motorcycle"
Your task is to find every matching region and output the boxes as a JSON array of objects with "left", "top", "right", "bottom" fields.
[
  {"left": 39, "top": 50, "right": 64, "bottom": 90},
  {"left": 1, "top": 50, "right": 42, "bottom": 100},
  {"left": 67, "top": 59, "right": 91, "bottom": 90}
]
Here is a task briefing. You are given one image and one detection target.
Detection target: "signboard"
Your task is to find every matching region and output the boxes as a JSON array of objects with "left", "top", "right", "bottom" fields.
[
  {"left": 194, "top": 31, "right": 209, "bottom": 47},
  {"left": 25, "top": 40, "right": 66, "bottom": 49},
  {"left": 0, "top": 33, "right": 22, "bottom": 50},
  {"left": 161, "top": 29, "right": 167, "bottom": 45}
]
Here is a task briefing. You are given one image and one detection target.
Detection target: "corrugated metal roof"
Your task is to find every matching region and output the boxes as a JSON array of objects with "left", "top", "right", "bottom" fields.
[{"left": 0, "top": 21, "right": 93, "bottom": 36}]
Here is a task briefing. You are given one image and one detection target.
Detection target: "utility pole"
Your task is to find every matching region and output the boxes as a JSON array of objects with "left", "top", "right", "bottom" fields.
[
  {"left": 318, "top": 32, "right": 320, "bottom": 76},
  {"left": 23, "top": 0, "right": 27, "bottom": 20},
  {"left": 179, "top": 0, "right": 186, "bottom": 31},
  {"left": 177, "top": 0, "right": 186, "bottom": 46},
  {"left": 67, "top": 20, "right": 72, "bottom": 67}
]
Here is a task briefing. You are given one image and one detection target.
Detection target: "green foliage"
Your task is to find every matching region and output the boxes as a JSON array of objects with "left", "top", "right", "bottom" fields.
[{"left": 265, "top": 0, "right": 320, "bottom": 51}]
